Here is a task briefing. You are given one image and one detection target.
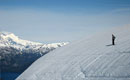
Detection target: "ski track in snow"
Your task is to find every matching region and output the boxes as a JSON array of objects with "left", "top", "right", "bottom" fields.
[{"left": 17, "top": 26, "right": 130, "bottom": 80}]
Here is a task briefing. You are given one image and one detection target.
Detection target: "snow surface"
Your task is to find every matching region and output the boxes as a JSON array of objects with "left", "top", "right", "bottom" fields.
[{"left": 17, "top": 26, "right": 130, "bottom": 80}]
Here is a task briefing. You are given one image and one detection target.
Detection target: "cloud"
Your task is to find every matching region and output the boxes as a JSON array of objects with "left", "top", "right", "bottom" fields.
[{"left": 109, "top": 8, "right": 130, "bottom": 14}]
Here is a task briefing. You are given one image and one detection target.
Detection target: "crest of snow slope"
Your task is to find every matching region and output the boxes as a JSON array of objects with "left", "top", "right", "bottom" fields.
[
  {"left": 0, "top": 32, "right": 68, "bottom": 50},
  {"left": 17, "top": 26, "right": 130, "bottom": 80}
]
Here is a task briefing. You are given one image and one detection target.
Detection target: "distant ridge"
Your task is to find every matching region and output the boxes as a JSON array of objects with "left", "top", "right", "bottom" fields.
[
  {"left": 0, "top": 31, "right": 68, "bottom": 74},
  {"left": 0, "top": 31, "right": 68, "bottom": 50}
]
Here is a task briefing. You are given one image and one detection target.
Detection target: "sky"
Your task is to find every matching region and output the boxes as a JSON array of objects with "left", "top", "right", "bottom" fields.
[{"left": 0, "top": 0, "right": 130, "bottom": 43}]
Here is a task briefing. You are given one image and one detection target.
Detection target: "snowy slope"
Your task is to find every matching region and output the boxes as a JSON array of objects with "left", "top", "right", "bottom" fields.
[{"left": 17, "top": 26, "right": 130, "bottom": 80}]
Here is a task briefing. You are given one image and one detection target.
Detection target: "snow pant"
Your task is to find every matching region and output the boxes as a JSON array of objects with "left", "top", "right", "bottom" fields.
[{"left": 112, "top": 39, "right": 115, "bottom": 45}]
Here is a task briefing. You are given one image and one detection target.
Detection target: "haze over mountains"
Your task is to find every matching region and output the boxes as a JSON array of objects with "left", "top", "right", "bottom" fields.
[
  {"left": 17, "top": 26, "right": 130, "bottom": 80},
  {"left": 0, "top": 32, "right": 68, "bottom": 73}
]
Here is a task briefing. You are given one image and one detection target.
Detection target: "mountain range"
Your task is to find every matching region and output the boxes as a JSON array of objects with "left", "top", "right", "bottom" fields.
[{"left": 0, "top": 32, "right": 68, "bottom": 73}]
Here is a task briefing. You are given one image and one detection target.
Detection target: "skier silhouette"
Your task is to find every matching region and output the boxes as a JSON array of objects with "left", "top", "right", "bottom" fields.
[{"left": 112, "top": 34, "right": 116, "bottom": 45}]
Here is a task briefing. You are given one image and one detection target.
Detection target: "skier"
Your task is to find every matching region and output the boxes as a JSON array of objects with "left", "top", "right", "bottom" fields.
[{"left": 112, "top": 34, "right": 116, "bottom": 45}]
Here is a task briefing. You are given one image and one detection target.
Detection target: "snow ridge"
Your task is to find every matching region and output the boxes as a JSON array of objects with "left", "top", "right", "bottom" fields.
[{"left": 17, "top": 26, "right": 130, "bottom": 80}]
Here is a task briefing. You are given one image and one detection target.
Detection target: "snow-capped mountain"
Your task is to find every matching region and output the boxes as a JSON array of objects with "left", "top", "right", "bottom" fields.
[
  {"left": 0, "top": 31, "right": 68, "bottom": 50},
  {"left": 0, "top": 32, "right": 68, "bottom": 74},
  {"left": 17, "top": 26, "right": 130, "bottom": 80}
]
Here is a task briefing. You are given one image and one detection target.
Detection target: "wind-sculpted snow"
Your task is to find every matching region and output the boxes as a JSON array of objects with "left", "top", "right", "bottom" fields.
[{"left": 17, "top": 26, "right": 130, "bottom": 80}]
